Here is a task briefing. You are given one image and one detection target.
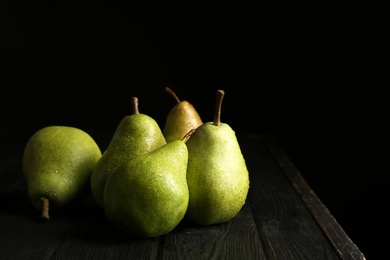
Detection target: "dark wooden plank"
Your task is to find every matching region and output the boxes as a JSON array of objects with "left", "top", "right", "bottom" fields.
[
  {"left": 239, "top": 134, "right": 343, "bottom": 259},
  {"left": 0, "top": 132, "right": 366, "bottom": 259},
  {"left": 264, "top": 135, "right": 366, "bottom": 260},
  {"left": 160, "top": 202, "right": 264, "bottom": 259}
]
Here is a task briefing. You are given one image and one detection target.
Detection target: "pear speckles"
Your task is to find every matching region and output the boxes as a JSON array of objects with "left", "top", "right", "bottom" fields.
[
  {"left": 22, "top": 89, "right": 250, "bottom": 236},
  {"left": 104, "top": 139, "right": 189, "bottom": 238},
  {"left": 163, "top": 87, "right": 203, "bottom": 143},
  {"left": 90, "top": 97, "right": 166, "bottom": 209},
  {"left": 184, "top": 89, "right": 250, "bottom": 225},
  {"left": 23, "top": 126, "right": 102, "bottom": 220}
]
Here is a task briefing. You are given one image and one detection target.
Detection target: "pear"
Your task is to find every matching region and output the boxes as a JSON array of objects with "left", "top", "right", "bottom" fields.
[
  {"left": 185, "top": 89, "right": 250, "bottom": 225},
  {"left": 22, "top": 126, "right": 102, "bottom": 221},
  {"left": 163, "top": 86, "right": 203, "bottom": 142},
  {"left": 90, "top": 97, "right": 166, "bottom": 208},
  {"left": 103, "top": 130, "right": 193, "bottom": 238}
]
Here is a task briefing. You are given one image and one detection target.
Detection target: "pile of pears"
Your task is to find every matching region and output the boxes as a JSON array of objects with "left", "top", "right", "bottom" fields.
[{"left": 22, "top": 88, "right": 250, "bottom": 238}]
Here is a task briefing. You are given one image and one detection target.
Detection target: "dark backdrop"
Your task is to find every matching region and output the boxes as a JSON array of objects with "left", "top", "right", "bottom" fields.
[{"left": 3, "top": 1, "right": 388, "bottom": 258}]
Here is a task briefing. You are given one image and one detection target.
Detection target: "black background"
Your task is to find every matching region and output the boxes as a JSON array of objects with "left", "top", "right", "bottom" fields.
[{"left": 3, "top": 1, "right": 388, "bottom": 258}]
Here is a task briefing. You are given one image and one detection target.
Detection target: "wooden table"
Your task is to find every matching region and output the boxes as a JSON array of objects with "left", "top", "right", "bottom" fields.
[{"left": 0, "top": 130, "right": 365, "bottom": 259}]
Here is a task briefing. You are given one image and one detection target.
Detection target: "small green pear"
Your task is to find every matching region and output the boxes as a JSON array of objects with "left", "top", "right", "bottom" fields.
[
  {"left": 185, "top": 89, "right": 250, "bottom": 225},
  {"left": 22, "top": 126, "right": 102, "bottom": 220},
  {"left": 103, "top": 131, "right": 193, "bottom": 238},
  {"left": 163, "top": 86, "right": 203, "bottom": 142},
  {"left": 91, "top": 97, "right": 166, "bottom": 208}
]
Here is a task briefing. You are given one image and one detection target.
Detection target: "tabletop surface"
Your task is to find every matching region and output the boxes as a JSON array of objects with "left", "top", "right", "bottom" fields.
[{"left": 0, "top": 130, "right": 365, "bottom": 260}]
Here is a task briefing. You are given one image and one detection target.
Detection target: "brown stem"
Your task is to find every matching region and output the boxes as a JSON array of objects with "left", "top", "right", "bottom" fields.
[
  {"left": 213, "top": 89, "right": 225, "bottom": 126},
  {"left": 164, "top": 87, "right": 181, "bottom": 104},
  {"left": 131, "top": 97, "right": 139, "bottom": 114},
  {"left": 40, "top": 197, "right": 50, "bottom": 221},
  {"left": 182, "top": 129, "right": 196, "bottom": 143}
]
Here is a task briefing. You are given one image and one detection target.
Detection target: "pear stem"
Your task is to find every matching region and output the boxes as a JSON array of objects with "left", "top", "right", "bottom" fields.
[
  {"left": 131, "top": 97, "right": 140, "bottom": 114},
  {"left": 182, "top": 129, "right": 196, "bottom": 143},
  {"left": 164, "top": 86, "right": 181, "bottom": 104},
  {"left": 213, "top": 89, "right": 225, "bottom": 126},
  {"left": 40, "top": 197, "right": 50, "bottom": 221}
]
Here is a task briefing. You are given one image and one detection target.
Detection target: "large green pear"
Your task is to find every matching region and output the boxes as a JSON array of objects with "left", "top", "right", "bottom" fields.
[
  {"left": 185, "top": 89, "right": 250, "bottom": 225},
  {"left": 103, "top": 133, "right": 192, "bottom": 238},
  {"left": 23, "top": 125, "right": 102, "bottom": 220},
  {"left": 90, "top": 97, "right": 166, "bottom": 208},
  {"left": 163, "top": 86, "right": 203, "bottom": 142}
]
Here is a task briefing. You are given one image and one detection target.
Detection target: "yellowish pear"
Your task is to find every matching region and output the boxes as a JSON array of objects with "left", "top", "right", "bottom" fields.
[{"left": 163, "top": 86, "right": 203, "bottom": 142}]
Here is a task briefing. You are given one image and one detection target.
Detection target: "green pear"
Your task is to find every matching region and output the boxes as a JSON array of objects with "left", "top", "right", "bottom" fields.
[
  {"left": 103, "top": 131, "right": 193, "bottom": 238},
  {"left": 163, "top": 86, "right": 203, "bottom": 142},
  {"left": 185, "top": 89, "right": 250, "bottom": 225},
  {"left": 90, "top": 97, "right": 166, "bottom": 208},
  {"left": 22, "top": 126, "right": 102, "bottom": 221}
]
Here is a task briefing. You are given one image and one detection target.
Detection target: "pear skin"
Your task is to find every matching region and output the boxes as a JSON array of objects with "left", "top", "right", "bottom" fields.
[
  {"left": 23, "top": 126, "right": 102, "bottom": 221},
  {"left": 103, "top": 132, "right": 192, "bottom": 238},
  {"left": 163, "top": 87, "right": 203, "bottom": 142},
  {"left": 90, "top": 97, "right": 166, "bottom": 208},
  {"left": 185, "top": 90, "right": 250, "bottom": 225}
]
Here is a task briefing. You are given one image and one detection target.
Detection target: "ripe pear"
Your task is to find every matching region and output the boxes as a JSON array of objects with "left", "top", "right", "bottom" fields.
[
  {"left": 185, "top": 89, "right": 250, "bottom": 225},
  {"left": 22, "top": 126, "right": 102, "bottom": 221},
  {"left": 90, "top": 97, "right": 166, "bottom": 208},
  {"left": 103, "top": 131, "right": 193, "bottom": 238},
  {"left": 163, "top": 86, "right": 203, "bottom": 142}
]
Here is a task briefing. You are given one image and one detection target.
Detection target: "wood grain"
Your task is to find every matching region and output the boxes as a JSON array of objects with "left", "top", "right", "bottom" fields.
[{"left": 0, "top": 132, "right": 365, "bottom": 259}]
